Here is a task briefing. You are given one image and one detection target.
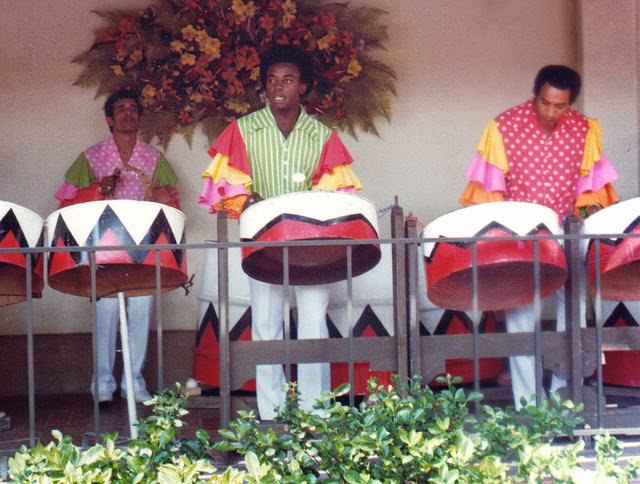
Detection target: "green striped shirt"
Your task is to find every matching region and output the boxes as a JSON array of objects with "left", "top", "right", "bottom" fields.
[{"left": 237, "top": 106, "right": 331, "bottom": 199}]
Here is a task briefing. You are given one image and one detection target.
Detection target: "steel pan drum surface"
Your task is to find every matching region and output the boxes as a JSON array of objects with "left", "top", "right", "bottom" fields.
[
  {"left": 423, "top": 201, "right": 567, "bottom": 311},
  {"left": 0, "top": 201, "right": 45, "bottom": 305},
  {"left": 46, "top": 200, "right": 187, "bottom": 298},
  {"left": 239, "top": 191, "right": 381, "bottom": 285}
]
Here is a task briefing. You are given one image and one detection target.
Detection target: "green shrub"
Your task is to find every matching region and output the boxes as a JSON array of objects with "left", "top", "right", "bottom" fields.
[{"left": 5, "top": 377, "right": 640, "bottom": 483}]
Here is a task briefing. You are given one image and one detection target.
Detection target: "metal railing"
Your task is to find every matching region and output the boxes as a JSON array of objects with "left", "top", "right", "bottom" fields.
[{"left": 2, "top": 203, "right": 640, "bottom": 446}]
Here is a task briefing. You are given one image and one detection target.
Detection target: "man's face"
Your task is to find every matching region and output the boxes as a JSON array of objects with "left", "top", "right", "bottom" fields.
[
  {"left": 107, "top": 98, "right": 140, "bottom": 134},
  {"left": 265, "top": 62, "right": 307, "bottom": 112},
  {"left": 533, "top": 83, "right": 571, "bottom": 134}
]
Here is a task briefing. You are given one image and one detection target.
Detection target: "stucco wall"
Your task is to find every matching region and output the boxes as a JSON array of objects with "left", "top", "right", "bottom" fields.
[{"left": 0, "top": 0, "right": 637, "bottom": 335}]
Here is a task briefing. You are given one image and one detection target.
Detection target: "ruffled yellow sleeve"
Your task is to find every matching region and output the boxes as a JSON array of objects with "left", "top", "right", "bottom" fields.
[
  {"left": 202, "top": 153, "right": 252, "bottom": 187},
  {"left": 459, "top": 181, "right": 505, "bottom": 206},
  {"left": 580, "top": 118, "right": 603, "bottom": 176},
  {"left": 312, "top": 165, "right": 362, "bottom": 191},
  {"left": 476, "top": 120, "right": 509, "bottom": 173}
]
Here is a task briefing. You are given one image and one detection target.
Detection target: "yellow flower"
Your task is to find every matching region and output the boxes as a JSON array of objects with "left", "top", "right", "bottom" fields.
[
  {"left": 282, "top": 0, "right": 296, "bottom": 27},
  {"left": 201, "top": 37, "right": 221, "bottom": 60},
  {"left": 142, "top": 85, "right": 157, "bottom": 98},
  {"left": 180, "top": 53, "right": 196, "bottom": 66},
  {"left": 317, "top": 32, "right": 335, "bottom": 50},
  {"left": 190, "top": 93, "right": 203, "bottom": 103},
  {"left": 226, "top": 99, "right": 251, "bottom": 114},
  {"left": 170, "top": 40, "right": 186, "bottom": 52},
  {"left": 283, "top": 0, "right": 296, "bottom": 15},
  {"left": 245, "top": 1, "right": 256, "bottom": 17},
  {"left": 347, "top": 58, "right": 362, "bottom": 77},
  {"left": 250, "top": 67, "right": 260, "bottom": 81},
  {"left": 111, "top": 64, "right": 124, "bottom": 76},
  {"left": 181, "top": 24, "right": 198, "bottom": 41}
]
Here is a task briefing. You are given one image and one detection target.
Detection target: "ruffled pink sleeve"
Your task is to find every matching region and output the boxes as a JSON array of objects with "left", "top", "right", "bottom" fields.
[
  {"left": 464, "top": 154, "right": 507, "bottom": 192},
  {"left": 575, "top": 154, "right": 619, "bottom": 195},
  {"left": 199, "top": 121, "right": 252, "bottom": 217},
  {"left": 54, "top": 183, "right": 79, "bottom": 202}
]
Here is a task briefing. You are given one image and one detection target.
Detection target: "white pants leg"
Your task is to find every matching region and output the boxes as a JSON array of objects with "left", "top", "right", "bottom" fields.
[
  {"left": 249, "top": 278, "right": 287, "bottom": 420},
  {"left": 295, "top": 285, "right": 330, "bottom": 413},
  {"left": 94, "top": 298, "right": 119, "bottom": 395},
  {"left": 507, "top": 285, "right": 585, "bottom": 408},
  {"left": 93, "top": 295, "right": 152, "bottom": 395},
  {"left": 505, "top": 304, "right": 538, "bottom": 409}
]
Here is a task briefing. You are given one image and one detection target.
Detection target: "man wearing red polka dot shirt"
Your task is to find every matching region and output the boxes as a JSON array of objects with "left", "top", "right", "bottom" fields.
[{"left": 460, "top": 65, "right": 619, "bottom": 408}]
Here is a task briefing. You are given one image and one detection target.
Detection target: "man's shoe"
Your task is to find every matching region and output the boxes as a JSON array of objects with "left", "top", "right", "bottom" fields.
[
  {"left": 94, "top": 389, "right": 113, "bottom": 403},
  {"left": 120, "top": 387, "right": 153, "bottom": 403}
]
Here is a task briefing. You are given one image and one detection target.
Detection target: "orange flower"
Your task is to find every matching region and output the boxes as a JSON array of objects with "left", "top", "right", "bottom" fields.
[
  {"left": 201, "top": 37, "right": 221, "bottom": 60},
  {"left": 317, "top": 31, "right": 336, "bottom": 50},
  {"left": 180, "top": 24, "right": 199, "bottom": 41},
  {"left": 180, "top": 53, "right": 197, "bottom": 66},
  {"left": 170, "top": 40, "right": 186, "bottom": 52},
  {"left": 115, "top": 46, "right": 128, "bottom": 62},
  {"left": 142, "top": 85, "right": 157, "bottom": 98},
  {"left": 259, "top": 14, "right": 276, "bottom": 35},
  {"left": 232, "top": 0, "right": 256, "bottom": 18},
  {"left": 111, "top": 64, "right": 124, "bottom": 76}
]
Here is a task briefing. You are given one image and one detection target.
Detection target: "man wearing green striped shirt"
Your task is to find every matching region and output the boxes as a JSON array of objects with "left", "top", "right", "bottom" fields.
[{"left": 200, "top": 45, "right": 361, "bottom": 419}]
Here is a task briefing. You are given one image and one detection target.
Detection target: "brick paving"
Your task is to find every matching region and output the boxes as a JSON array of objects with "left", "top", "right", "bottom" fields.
[{"left": 0, "top": 393, "right": 224, "bottom": 452}]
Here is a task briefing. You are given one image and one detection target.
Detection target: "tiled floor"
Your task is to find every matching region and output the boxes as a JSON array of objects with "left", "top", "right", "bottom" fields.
[{"left": 0, "top": 393, "right": 227, "bottom": 453}]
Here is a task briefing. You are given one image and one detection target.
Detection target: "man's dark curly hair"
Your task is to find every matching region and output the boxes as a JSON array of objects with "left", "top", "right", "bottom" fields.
[
  {"left": 533, "top": 65, "right": 582, "bottom": 104},
  {"left": 260, "top": 44, "right": 314, "bottom": 90},
  {"left": 104, "top": 89, "right": 143, "bottom": 118}
]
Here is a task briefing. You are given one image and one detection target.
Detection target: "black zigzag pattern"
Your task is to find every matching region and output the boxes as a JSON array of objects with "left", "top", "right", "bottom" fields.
[
  {"left": 48, "top": 204, "right": 183, "bottom": 269},
  {"left": 426, "top": 222, "right": 554, "bottom": 262}
]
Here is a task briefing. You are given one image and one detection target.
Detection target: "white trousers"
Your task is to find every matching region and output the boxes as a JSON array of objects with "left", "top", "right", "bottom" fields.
[
  {"left": 249, "top": 278, "right": 330, "bottom": 420},
  {"left": 505, "top": 289, "right": 572, "bottom": 409},
  {"left": 93, "top": 295, "right": 152, "bottom": 395}
]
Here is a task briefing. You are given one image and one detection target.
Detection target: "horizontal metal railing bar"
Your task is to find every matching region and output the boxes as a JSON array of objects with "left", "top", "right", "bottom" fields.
[
  {"left": 3, "top": 230, "right": 639, "bottom": 255},
  {"left": 229, "top": 338, "right": 397, "bottom": 365}
]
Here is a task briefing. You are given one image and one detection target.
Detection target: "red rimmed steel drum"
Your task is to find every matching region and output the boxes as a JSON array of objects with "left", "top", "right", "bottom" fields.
[
  {"left": 423, "top": 201, "right": 567, "bottom": 311},
  {"left": 0, "top": 201, "right": 45, "bottom": 305},
  {"left": 239, "top": 191, "right": 381, "bottom": 285},
  {"left": 46, "top": 200, "right": 188, "bottom": 298},
  {"left": 582, "top": 198, "right": 640, "bottom": 387},
  {"left": 583, "top": 198, "right": 640, "bottom": 301}
]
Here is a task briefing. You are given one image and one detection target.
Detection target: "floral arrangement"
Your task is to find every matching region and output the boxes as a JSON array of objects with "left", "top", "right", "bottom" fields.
[{"left": 74, "top": 0, "right": 396, "bottom": 146}]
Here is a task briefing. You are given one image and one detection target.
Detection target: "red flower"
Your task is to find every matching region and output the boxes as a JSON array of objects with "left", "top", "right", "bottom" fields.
[{"left": 319, "top": 11, "right": 336, "bottom": 26}]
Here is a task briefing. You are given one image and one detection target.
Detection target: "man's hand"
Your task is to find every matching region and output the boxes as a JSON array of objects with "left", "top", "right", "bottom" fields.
[
  {"left": 99, "top": 169, "right": 120, "bottom": 199},
  {"left": 242, "top": 192, "right": 263, "bottom": 211}
]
